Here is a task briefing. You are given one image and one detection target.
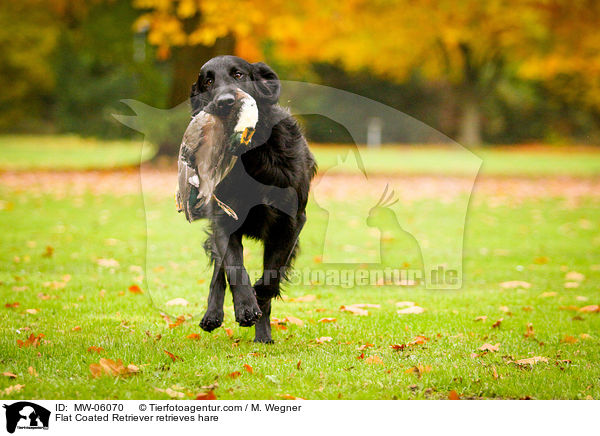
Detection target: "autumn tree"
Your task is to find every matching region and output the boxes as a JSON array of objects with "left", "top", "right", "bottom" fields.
[{"left": 134, "top": 0, "right": 600, "bottom": 145}]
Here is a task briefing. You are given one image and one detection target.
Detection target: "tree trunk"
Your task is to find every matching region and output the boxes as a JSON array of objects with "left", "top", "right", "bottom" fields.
[
  {"left": 458, "top": 92, "right": 482, "bottom": 146},
  {"left": 168, "top": 36, "right": 235, "bottom": 108},
  {"left": 155, "top": 36, "right": 235, "bottom": 157}
]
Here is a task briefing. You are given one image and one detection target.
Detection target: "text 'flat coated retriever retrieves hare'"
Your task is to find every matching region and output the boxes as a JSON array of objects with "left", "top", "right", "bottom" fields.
[{"left": 187, "top": 55, "right": 316, "bottom": 343}]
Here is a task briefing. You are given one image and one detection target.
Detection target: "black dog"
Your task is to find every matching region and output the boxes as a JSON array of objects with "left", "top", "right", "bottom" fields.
[{"left": 189, "top": 55, "right": 316, "bottom": 343}]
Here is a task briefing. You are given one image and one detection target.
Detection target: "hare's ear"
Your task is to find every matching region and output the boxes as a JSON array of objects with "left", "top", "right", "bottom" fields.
[
  {"left": 374, "top": 184, "right": 398, "bottom": 208},
  {"left": 251, "top": 62, "right": 280, "bottom": 105}
]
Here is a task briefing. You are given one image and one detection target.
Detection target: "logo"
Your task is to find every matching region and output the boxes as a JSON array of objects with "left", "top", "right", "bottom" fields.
[{"left": 3, "top": 402, "right": 50, "bottom": 434}]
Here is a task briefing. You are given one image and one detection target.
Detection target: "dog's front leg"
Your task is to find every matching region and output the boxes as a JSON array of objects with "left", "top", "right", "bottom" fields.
[
  {"left": 215, "top": 229, "right": 262, "bottom": 327},
  {"left": 199, "top": 261, "right": 226, "bottom": 332}
]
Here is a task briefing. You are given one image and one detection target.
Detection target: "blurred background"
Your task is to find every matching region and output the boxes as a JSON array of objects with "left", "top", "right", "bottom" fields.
[{"left": 1, "top": 0, "right": 600, "bottom": 162}]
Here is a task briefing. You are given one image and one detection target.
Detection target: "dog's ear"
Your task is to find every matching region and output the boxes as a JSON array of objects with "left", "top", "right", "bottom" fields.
[
  {"left": 190, "top": 75, "right": 208, "bottom": 116},
  {"left": 252, "top": 62, "right": 280, "bottom": 105}
]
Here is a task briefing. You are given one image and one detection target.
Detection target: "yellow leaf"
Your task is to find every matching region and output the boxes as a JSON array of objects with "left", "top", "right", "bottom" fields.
[
  {"left": 397, "top": 306, "right": 425, "bottom": 315},
  {"left": 365, "top": 355, "right": 383, "bottom": 365}
]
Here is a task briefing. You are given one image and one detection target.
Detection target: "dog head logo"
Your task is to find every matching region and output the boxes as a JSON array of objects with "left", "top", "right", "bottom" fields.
[
  {"left": 114, "top": 80, "right": 481, "bottom": 299},
  {"left": 3, "top": 402, "right": 50, "bottom": 433}
]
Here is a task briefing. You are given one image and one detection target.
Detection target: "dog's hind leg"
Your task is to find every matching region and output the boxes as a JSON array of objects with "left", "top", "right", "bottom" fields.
[
  {"left": 254, "top": 213, "right": 306, "bottom": 343},
  {"left": 199, "top": 261, "right": 226, "bottom": 332}
]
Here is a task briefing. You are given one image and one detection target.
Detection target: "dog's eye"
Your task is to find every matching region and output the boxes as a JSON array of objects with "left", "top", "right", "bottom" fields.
[
  {"left": 204, "top": 78, "right": 214, "bottom": 87},
  {"left": 233, "top": 71, "right": 244, "bottom": 80}
]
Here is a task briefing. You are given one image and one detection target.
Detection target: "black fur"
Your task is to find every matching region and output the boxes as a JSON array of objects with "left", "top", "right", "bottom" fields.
[{"left": 190, "top": 56, "right": 316, "bottom": 343}]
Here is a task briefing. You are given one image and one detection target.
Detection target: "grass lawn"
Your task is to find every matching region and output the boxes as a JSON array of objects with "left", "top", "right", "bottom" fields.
[
  {"left": 0, "top": 135, "right": 155, "bottom": 170},
  {"left": 1, "top": 134, "right": 600, "bottom": 176},
  {"left": 0, "top": 138, "right": 599, "bottom": 400}
]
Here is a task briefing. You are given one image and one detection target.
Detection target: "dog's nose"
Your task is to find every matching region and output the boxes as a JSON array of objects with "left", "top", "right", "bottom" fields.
[{"left": 216, "top": 94, "right": 235, "bottom": 112}]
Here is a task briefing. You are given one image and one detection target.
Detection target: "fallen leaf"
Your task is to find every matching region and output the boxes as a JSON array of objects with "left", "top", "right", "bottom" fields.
[
  {"left": 565, "top": 271, "right": 585, "bottom": 282},
  {"left": 224, "top": 328, "right": 234, "bottom": 337},
  {"left": 318, "top": 317, "right": 337, "bottom": 323},
  {"left": 365, "top": 355, "right": 383, "bottom": 365},
  {"left": 358, "top": 343, "right": 374, "bottom": 351},
  {"left": 474, "top": 315, "right": 487, "bottom": 322},
  {"left": 17, "top": 333, "right": 44, "bottom": 348},
  {"left": 540, "top": 292, "right": 557, "bottom": 298},
  {"left": 195, "top": 390, "right": 217, "bottom": 400},
  {"left": 564, "top": 282, "right": 580, "bottom": 288},
  {"left": 395, "top": 301, "right": 416, "bottom": 308},
  {"left": 561, "top": 335, "right": 578, "bottom": 344},
  {"left": 499, "top": 281, "right": 531, "bottom": 289},
  {"left": 297, "top": 360, "right": 302, "bottom": 370},
  {"left": 410, "top": 335, "right": 429, "bottom": 345},
  {"left": 579, "top": 305, "right": 599, "bottom": 313},
  {"left": 25, "top": 309, "right": 39, "bottom": 315},
  {"left": 390, "top": 335, "right": 429, "bottom": 351},
  {"left": 315, "top": 337, "right": 332, "bottom": 344},
  {"left": 511, "top": 356, "right": 549, "bottom": 366},
  {"left": 72, "top": 326, "right": 81, "bottom": 332},
  {"left": 243, "top": 364, "right": 253, "bottom": 374},
  {"left": 187, "top": 333, "right": 201, "bottom": 340},
  {"left": 559, "top": 305, "right": 580, "bottom": 311},
  {"left": 278, "top": 394, "right": 305, "bottom": 400},
  {"left": 448, "top": 390, "right": 460, "bottom": 400},
  {"left": 397, "top": 306, "right": 425, "bottom": 315},
  {"left": 229, "top": 371, "right": 241, "bottom": 379},
  {"left": 4, "top": 302, "right": 19, "bottom": 308},
  {"left": 284, "top": 316, "right": 304, "bottom": 326},
  {"left": 27, "top": 367, "right": 38, "bottom": 377},
  {"left": 2, "top": 384, "right": 25, "bottom": 396},
  {"left": 492, "top": 366, "right": 499, "bottom": 379},
  {"left": 492, "top": 318, "right": 503, "bottom": 328},
  {"left": 87, "top": 346, "right": 104, "bottom": 354},
  {"left": 479, "top": 343, "right": 500, "bottom": 352},
  {"left": 2, "top": 372, "right": 17, "bottom": 379},
  {"left": 289, "top": 294, "right": 316, "bottom": 302},
  {"left": 96, "top": 258, "right": 120, "bottom": 268},
  {"left": 164, "top": 350, "right": 182, "bottom": 362},
  {"left": 405, "top": 365, "right": 432, "bottom": 377},
  {"left": 166, "top": 298, "right": 189, "bottom": 306},
  {"left": 356, "top": 353, "right": 365, "bottom": 359},
  {"left": 340, "top": 305, "right": 369, "bottom": 316},
  {"left": 168, "top": 315, "right": 186, "bottom": 329},
  {"left": 89, "top": 358, "right": 139, "bottom": 378},
  {"left": 128, "top": 284, "right": 143, "bottom": 294},
  {"left": 155, "top": 387, "right": 184, "bottom": 398},
  {"left": 524, "top": 323, "right": 535, "bottom": 338},
  {"left": 42, "top": 246, "right": 54, "bottom": 258},
  {"left": 580, "top": 333, "right": 591, "bottom": 339}
]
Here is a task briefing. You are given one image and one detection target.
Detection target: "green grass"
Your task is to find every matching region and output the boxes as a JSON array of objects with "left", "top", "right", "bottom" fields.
[
  {"left": 0, "top": 135, "right": 155, "bottom": 170},
  {"left": 313, "top": 144, "right": 600, "bottom": 176},
  {"left": 1, "top": 166, "right": 599, "bottom": 399},
  {"left": 1, "top": 134, "right": 600, "bottom": 176}
]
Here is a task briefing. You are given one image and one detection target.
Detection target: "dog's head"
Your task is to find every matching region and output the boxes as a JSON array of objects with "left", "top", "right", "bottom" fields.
[{"left": 190, "top": 55, "right": 280, "bottom": 117}]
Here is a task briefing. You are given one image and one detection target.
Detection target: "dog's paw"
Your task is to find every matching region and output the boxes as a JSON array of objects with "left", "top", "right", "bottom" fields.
[
  {"left": 253, "top": 334, "right": 274, "bottom": 344},
  {"left": 235, "top": 303, "right": 262, "bottom": 327},
  {"left": 199, "top": 311, "right": 223, "bottom": 332}
]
